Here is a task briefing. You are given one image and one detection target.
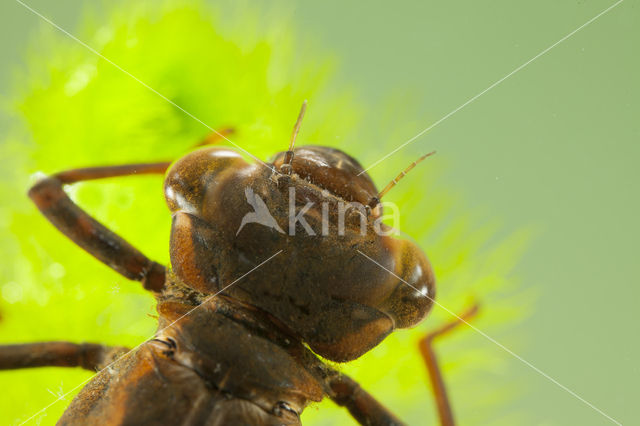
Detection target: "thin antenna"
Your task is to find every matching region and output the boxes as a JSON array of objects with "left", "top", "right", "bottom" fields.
[
  {"left": 281, "top": 100, "right": 307, "bottom": 174},
  {"left": 368, "top": 151, "right": 436, "bottom": 208},
  {"left": 289, "top": 100, "right": 307, "bottom": 152}
]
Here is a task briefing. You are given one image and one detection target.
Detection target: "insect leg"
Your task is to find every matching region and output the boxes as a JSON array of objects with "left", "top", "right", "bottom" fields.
[
  {"left": 419, "top": 303, "right": 480, "bottom": 426},
  {"left": 28, "top": 163, "right": 171, "bottom": 292},
  {"left": 192, "top": 127, "right": 235, "bottom": 147},
  {"left": 0, "top": 342, "right": 129, "bottom": 371},
  {"left": 327, "top": 372, "right": 406, "bottom": 426}
]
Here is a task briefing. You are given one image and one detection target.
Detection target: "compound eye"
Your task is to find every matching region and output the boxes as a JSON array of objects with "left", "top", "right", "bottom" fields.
[
  {"left": 271, "top": 146, "right": 378, "bottom": 205},
  {"left": 164, "top": 147, "right": 247, "bottom": 213},
  {"left": 169, "top": 211, "right": 219, "bottom": 294},
  {"left": 378, "top": 239, "right": 435, "bottom": 329}
]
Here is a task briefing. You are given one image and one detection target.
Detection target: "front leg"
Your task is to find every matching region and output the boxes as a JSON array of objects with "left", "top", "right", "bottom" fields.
[
  {"left": 0, "top": 342, "right": 128, "bottom": 371},
  {"left": 419, "top": 303, "right": 480, "bottom": 426},
  {"left": 327, "top": 372, "right": 405, "bottom": 426},
  {"left": 28, "top": 163, "right": 170, "bottom": 292}
]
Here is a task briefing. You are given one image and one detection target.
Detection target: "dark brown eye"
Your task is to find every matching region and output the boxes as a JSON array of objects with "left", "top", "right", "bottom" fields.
[
  {"left": 164, "top": 147, "right": 248, "bottom": 213},
  {"left": 271, "top": 146, "right": 378, "bottom": 205},
  {"left": 375, "top": 236, "right": 436, "bottom": 329}
]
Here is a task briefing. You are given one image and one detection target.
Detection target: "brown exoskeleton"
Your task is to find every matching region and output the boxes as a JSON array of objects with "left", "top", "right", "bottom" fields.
[{"left": 0, "top": 103, "right": 477, "bottom": 425}]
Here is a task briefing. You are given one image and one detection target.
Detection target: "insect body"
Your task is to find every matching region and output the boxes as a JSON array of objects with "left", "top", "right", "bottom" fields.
[{"left": 0, "top": 105, "right": 471, "bottom": 425}]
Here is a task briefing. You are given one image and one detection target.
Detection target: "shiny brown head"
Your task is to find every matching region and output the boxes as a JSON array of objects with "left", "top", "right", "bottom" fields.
[{"left": 163, "top": 104, "right": 435, "bottom": 362}]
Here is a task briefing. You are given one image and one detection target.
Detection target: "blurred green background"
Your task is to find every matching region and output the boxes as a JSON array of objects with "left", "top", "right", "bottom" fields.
[{"left": 0, "top": 0, "right": 637, "bottom": 425}]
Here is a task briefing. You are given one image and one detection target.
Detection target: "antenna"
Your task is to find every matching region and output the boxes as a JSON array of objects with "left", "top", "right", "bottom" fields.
[
  {"left": 280, "top": 100, "right": 307, "bottom": 174},
  {"left": 368, "top": 151, "right": 436, "bottom": 208}
]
